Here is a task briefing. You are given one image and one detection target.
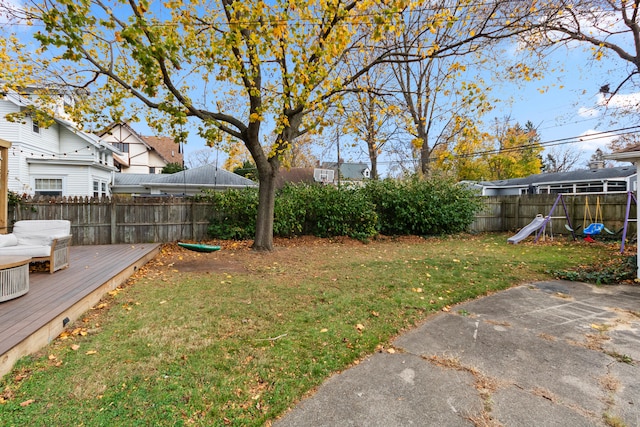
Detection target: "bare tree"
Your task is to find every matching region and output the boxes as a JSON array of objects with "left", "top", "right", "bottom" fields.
[
  {"left": 532, "top": 1, "right": 640, "bottom": 102},
  {"left": 608, "top": 131, "right": 640, "bottom": 152},
  {"left": 342, "top": 64, "right": 398, "bottom": 180},
  {"left": 386, "top": 0, "right": 537, "bottom": 176},
  {"left": 185, "top": 148, "right": 218, "bottom": 169},
  {"left": 542, "top": 147, "right": 582, "bottom": 173}
]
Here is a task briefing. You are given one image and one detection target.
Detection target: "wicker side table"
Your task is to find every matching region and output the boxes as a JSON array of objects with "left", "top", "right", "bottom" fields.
[{"left": 0, "top": 256, "right": 31, "bottom": 302}]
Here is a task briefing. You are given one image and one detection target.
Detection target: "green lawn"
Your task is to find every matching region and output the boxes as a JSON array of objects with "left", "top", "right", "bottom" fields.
[{"left": 0, "top": 234, "right": 621, "bottom": 426}]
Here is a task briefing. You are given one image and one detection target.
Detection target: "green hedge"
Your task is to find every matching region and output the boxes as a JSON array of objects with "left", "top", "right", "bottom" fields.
[
  {"left": 202, "top": 188, "right": 259, "bottom": 240},
  {"left": 199, "top": 177, "right": 482, "bottom": 240},
  {"left": 361, "top": 177, "right": 483, "bottom": 236},
  {"left": 275, "top": 183, "right": 378, "bottom": 240}
]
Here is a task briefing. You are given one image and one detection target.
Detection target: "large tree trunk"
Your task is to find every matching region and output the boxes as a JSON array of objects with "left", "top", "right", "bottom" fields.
[
  {"left": 253, "top": 161, "right": 278, "bottom": 251},
  {"left": 419, "top": 130, "right": 430, "bottom": 177},
  {"left": 368, "top": 141, "right": 378, "bottom": 180},
  {"left": 250, "top": 115, "right": 296, "bottom": 251}
]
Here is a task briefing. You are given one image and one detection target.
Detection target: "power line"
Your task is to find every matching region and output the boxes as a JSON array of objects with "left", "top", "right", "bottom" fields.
[{"left": 370, "top": 125, "right": 640, "bottom": 165}]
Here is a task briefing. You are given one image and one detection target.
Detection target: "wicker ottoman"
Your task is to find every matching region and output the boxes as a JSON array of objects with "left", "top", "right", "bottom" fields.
[{"left": 0, "top": 256, "right": 31, "bottom": 302}]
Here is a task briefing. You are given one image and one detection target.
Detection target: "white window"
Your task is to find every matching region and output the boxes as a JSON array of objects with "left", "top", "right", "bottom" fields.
[
  {"left": 93, "top": 180, "right": 108, "bottom": 197},
  {"left": 34, "top": 178, "right": 63, "bottom": 196},
  {"left": 113, "top": 142, "right": 129, "bottom": 153},
  {"left": 32, "top": 119, "right": 40, "bottom": 134}
]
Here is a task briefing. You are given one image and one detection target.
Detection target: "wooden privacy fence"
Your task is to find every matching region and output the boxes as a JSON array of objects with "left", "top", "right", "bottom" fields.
[
  {"left": 469, "top": 193, "right": 637, "bottom": 236},
  {"left": 5, "top": 193, "right": 638, "bottom": 245},
  {"left": 8, "top": 196, "right": 214, "bottom": 245}
]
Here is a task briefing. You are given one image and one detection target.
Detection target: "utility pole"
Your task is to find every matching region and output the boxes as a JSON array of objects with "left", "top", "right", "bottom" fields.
[{"left": 336, "top": 124, "right": 341, "bottom": 188}]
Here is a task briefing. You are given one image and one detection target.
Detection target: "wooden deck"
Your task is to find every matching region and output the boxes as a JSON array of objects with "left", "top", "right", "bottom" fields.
[{"left": 0, "top": 243, "right": 161, "bottom": 378}]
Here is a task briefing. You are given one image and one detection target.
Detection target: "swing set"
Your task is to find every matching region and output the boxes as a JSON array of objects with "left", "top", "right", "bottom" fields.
[
  {"left": 534, "top": 192, "right": 637, "bottom": 252},
  {"left": 580, "top": 196, "right": 617, "bottom": 241}
]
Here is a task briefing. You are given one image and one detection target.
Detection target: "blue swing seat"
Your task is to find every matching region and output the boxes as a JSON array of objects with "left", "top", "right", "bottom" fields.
[{"left": 583, "top": 223, "right": 604, "bottom": 236}]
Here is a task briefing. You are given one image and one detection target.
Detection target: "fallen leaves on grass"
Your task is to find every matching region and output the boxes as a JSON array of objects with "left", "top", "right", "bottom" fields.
[{"left": 107, "top": 287, "right": 123, "bottom": 297}]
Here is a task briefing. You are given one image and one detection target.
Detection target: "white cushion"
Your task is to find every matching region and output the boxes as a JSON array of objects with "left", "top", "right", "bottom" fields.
[
  {"left": 0, "top": 244, "right": 52, "bottom": 257},
  {"left": 0, "top": 233, "right": 18, "bottom": 248},
  {"left": 12, "top": 220, "right": 71, "bottom": 246}
]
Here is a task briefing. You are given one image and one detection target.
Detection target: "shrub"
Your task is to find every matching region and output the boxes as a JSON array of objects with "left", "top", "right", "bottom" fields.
[
  {"left": 551, "top": 255, "right": 637, "bottom": 285},
  {"left": 362, "top": 176, "right": 483, "bottom": 236},
  {"left": 274, "top": 183, "right": 378, "bottom": 240},
  {"left": 202, "top": 188, "right": 258, "bottom": 240},
  {"left": 273, "top": 184, "right": 307, "bottom": 237},
  {"left": 202, "top": 176, "right": 481, "bottom": 241}
]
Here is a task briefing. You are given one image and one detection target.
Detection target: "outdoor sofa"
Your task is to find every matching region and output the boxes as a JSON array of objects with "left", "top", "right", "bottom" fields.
[{"left": 0, "top": 220, "right": 72, "bottom": 273}]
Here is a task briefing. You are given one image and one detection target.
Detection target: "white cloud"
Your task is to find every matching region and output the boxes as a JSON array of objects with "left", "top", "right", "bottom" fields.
[
  {"left": 578, "top": 106, "right": 599, "bottom": 118},
  {"left": 575, "top": 129, "right": 617, "bottom": 152},
  {"left": 548, "top": 7, "right": 627, "bottom": 45},
  {"left": 599, "top": 91, "right": 640, "bottom": 112},
  {"left": 576, "top": 91, "right": 640, "bottom": 119}
]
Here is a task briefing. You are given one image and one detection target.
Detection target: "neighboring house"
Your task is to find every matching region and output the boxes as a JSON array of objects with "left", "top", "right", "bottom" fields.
[
  {"left": 321, "top": 162, "right": 371, "bottom": 184},
  {"left": 275, "top": 167, "right": 316, "bottom": 189},
  {"left": 0, "top": 90, "right": 119, "bottom": 198},
  {"left": 466, "top": 165, "right": 637, "bottom": 196},
  {"left": 112, "top": 164, "right": 257, "bottom": 196},
  {"left": 99, "top": 122, "right": 183, "bottom": 174}
]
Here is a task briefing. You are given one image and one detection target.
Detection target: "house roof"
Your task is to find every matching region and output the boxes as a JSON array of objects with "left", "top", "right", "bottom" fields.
[
  {"left": 57, "top": 119, "right": 120, "bottom": 153},
  {"left": 275, "top": 167, "right": 316, "bottom": 188},
  {"left": 617, "top": 143, "right": 640, "bottom": 153},
  {"left": 151, "top": 164, "right": 256, "bottom": 186},
  {"left": 479, "top": 166, "right": 636, "bottom": 188},
  {"left": 112, "top": 164, "right": 257, "bottom": 192},
  {"left": 321, "top": 162, "right": 370, "bottom": 180},
  {"left": 99, "top": 121, "right": 149, "bottom": 146},
  {"left": 141, "top": 135, "right": 183, "bottom": 165},
  {"left": 604, "top": 143, "right": 640, "bottom": 162}
]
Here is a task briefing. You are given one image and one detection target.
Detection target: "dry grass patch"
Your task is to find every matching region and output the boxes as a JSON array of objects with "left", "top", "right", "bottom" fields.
[{"left": 537, "top": 333, "right": 557, "bottom": 341}]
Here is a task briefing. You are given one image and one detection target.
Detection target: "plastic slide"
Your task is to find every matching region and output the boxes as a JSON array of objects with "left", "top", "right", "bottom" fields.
[{"left": 507, "top": 215, "right": 546, "bottom": 244}]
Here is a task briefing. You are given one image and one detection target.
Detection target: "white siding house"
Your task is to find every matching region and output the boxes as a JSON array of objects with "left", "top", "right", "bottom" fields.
[
  {"left": 466, "top": 165, "right": 637, "bottom": 196},
  {"left": 0, "top": 91, "right": 119, "bottom": 197},
  {"left": 99, "top": 122, "right": 183, "bottom": 174}
]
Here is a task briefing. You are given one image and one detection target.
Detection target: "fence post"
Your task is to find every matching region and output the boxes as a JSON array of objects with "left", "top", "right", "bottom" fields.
[
  {"left": 191, "top": 199, "right": 197, "bottom": 240},
  {"left": 514, "top": 196, "right": 520, "bottom": 230},
  {"left": 571, "top": 196, "right": 577, "bottom": 231},
  {"left": 110, "top": 197, "right": 117, "bottom": 244}
]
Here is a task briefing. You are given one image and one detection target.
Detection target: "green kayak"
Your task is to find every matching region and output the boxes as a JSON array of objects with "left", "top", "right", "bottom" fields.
[{"left": 177, "top": 242, "right": 221, "bottom": 253}]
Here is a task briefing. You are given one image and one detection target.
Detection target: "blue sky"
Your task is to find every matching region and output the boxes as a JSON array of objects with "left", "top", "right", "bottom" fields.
[
  {"left": 174, "top": 41, "right": 640, "bottom": 173},
  {"left": 3, "top": 0, "right": 639, "bottom": 174},
  {"left": 496, "top": 49, "right": 636, "bottom": 160},
  {"left": 320, "top": 43, "right": 640, "bottom": 177}
]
